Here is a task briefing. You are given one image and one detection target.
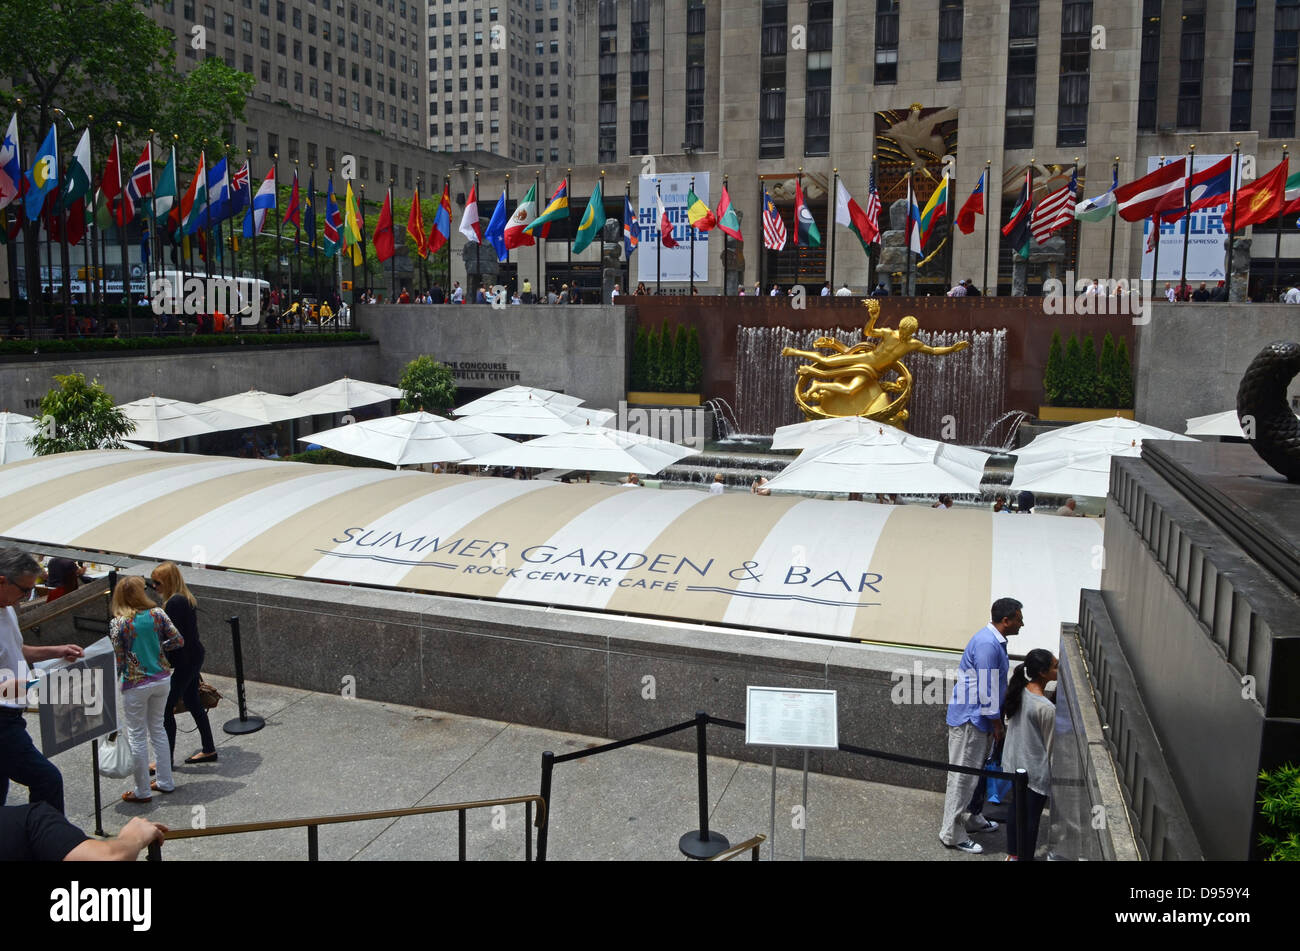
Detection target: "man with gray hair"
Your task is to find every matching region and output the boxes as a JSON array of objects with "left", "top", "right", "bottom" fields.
[{"left": 0, "top": 548, "right": 85, "bottom": 814}]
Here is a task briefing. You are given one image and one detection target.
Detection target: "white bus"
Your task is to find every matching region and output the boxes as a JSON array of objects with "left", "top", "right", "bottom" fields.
[{"left": 149, "top": 271, "right": 270, "bottom": 326}]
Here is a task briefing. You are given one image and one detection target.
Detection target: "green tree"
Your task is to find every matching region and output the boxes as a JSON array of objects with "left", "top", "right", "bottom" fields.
[
  {"left": 683, "top": 326, "right": 703, "bottom": 393},
  {"left": 653, "top": 320, "right": 675, "bottom": 391},
  {"left": 630, "top": 326, "right": 649, "bottom": 391},
  {"left": 1043, "top": 330, "right": 1066, "bottom": 406},
  {"left": 1115, "top": 338, "right": 1135, "bottom": 409},
  {"left": 397, "top": 356, "right": 456, "bottom": 414},
  {"left": 1097, "top": 333, "right": 1118, "bottom": 407},
  {"left": 1257, "top": 763, "right": 1300, "bottom": 861},
  {"left": 670, "top": 324, "right": 688, "bottom": 392},
  {"left": 28, "top": 373, "right": 132, "bottom": 455},
  {"left": 1079, "top": 334, "right": 1100, "bottom": 406},
  {"left": 156, "top": 58, "right": 256, "bottom": 161},
  {"left": 1061, "top": 335, "right": 1084, "bottom": 407}
]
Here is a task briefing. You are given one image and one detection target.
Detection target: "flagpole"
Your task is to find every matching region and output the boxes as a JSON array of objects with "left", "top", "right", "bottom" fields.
[
  {"left": 1108, "top": 157, "right": 1118, "bottom": 281},
  {"left": 689, "top": 175, "right": 696, "bottom": 296},
  {"left": 475, "top": 170, "right": 481, "bottom": 296},
  {"left": 869, "top": 158, "right": 878, "bottom": 292},
  {"left": 983, "top": 160, "right": 991, "bottom": 295},
  {"left": 566, "top": 169, "right": 572, "bottom": 289},
  {"left": 946, "top": 168, "right": 955, "bottom": 291},
  {"left": 171, "top": 136, "right": 185, "bottom": 320},
  {"left": 1227, "top": 143, "right": 1240, "bottom": 299},
  {"left": 1070, "top": 157, "right": 1081, "bottom": 289},
  {"left": 797, "top": 166, "right": 804, "bottom": 288},
  {"left": 756, "top": 176, "right": 763, "bottom": 296},
  {"left": 360, "top": 182, "right": 370, "bottom": 301},
  {"left": 312, "top": 167, "right": 321, "bottom": 302},
  {"left": 416, "top": 175, "right": 426, "bottom": 293},
  {"left": 503, "top": 173, "right": 510, "bottom": 297},
  {"left": 294, "top": 160, "right": 303, "bottom": 306},
  {"left": 147, "top": 130, "right": 159, "bottom": 291},
  {"left": 657, "top": 177, "right": 663, "bottom": 295},
  {"left": 250, "top": 149, "right": 259, "bottom": 317},
  {"left": 625, "top": 179, "right": 632, "bottom": 293},
  {"left": 226, "top": 144, "right": 238, "bottom": 283},
  {"left": 273, "top": 151, "right": 283, "bottom": 306},
  {"left": 114, "top": 124, "right": 134, "bottom": 336},
  {"left": 1274, "top": 144, "right": 1288, "bottom": 298},
  {"left": 1151, "top": 156, "right": 1165, "bottom": 291},
  {"left": 829, "top": 169, "right": 838, "bottom": 293},
  {"left": 52, "top": 117, "right": 73, "bottom": 322},
  {"left": 906, "top": 170, "right": 914, "bottom": 297},
  {"left": 1180, "top": 146, "right": 1195, "bottom": 297},
  {"left": 388, "top": 181, "right": 396, "bottom": 299},
  {"left": 534, "top": 170, "right": 542, "bottom": 297}
]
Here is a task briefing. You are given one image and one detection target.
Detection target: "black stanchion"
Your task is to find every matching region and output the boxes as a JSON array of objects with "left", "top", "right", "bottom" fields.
[
  {"left": 90, "top": 738, "right": 105, "bottom": 837},
  {"left": 222, "top": 615, "right": 265, "bottom": 735},
  {"left": 679, "top": 710, "right": 729, "bottom": 859},
  {"left": 537, "top": 750, "right": 554, "bottom": 862},
  {"left": 1014, "top": 767, "right": 1032, "bottom": 861}
]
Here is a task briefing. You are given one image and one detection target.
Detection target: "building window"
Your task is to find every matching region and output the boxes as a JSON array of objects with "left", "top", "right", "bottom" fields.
[
  {"left": 1231, "top": 2, "right": 1256, "bottom": 131},
  {"left": 936, "top": 0, "right": 962, "bottom": 81},
  {"left": 1177, "top": 0, "right": 1206, "bottom": 129},
  {"left": 629, "top": 0, "right": 650, "bottom": 154},
  {"left": 760, "top": 1, "right": 787, "bottom": 158},
  {"left": 1004, "top": 0, "right": 1038, "bottom": 150},
  {"left": 1138, "top": 0, "right": 1161, "bottom": 130},
  {"left": 1058, "top": 0, "right": 1092, "bottom": 146},
  {"left": 260, "top": 25, "right": 270, "bottom": 48},
  {"left": 598, "top": 0, "right": 618, "bottom": 161},
  {"left": 1272, "top": 0, "right": 1300, "bottom": 137},
  {"left": 804, "top": 0, "right": 832, "bottom": 156},
  {"left": 875, "top": 0, "right": 899, "bottom": 84},
  {"left": 247, "top": 127, "right": 258, "bottom": 155}
]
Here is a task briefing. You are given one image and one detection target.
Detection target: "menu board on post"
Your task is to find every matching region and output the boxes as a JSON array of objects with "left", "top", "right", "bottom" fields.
[{"left": 744, "top": 686, "right": 839, "bottom": 750}]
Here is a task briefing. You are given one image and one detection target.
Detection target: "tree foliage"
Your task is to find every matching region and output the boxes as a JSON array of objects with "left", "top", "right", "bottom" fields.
[
  {"left": 1097, "top": 333, "right": 1118, "bottom": 408},
  {"left": 28, "top": 373, "right": 132, "bottom": 454},
  {"left": 1258, "top": 763, "right": 1300, "bottom": 861},
  {"left": 1043, "top": 330, "right": 1065, "bottom": 406},
  {"left": 397, "top": 356, "right": 456, "bottom": 414},
  {"left": 1114, "top": 338, "right": 1134, "bottom": 409},
  {"left": 683, "top": 326, "right": 703, "bottom": 392},
  {"left": 157, "top": 58, "right": 255, "bottom": 160}
]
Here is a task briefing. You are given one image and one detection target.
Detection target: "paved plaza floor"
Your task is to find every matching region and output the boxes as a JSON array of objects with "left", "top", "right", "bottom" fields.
[{"left": 37, "top": 674, "right": 1011, "bottom": 861}]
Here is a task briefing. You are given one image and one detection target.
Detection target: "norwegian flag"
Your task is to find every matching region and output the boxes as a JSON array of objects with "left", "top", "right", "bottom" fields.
[
  {"left": 125, "top": 142, "right": 153, "bottom": 215},
  {"left": 762, "top": 187, "right": 787, "bottom": 250}
]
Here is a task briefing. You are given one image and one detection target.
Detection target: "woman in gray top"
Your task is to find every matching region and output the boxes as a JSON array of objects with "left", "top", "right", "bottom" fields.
[{"left": 1001, "top": 648, "right": 1058, "bottom": 860}]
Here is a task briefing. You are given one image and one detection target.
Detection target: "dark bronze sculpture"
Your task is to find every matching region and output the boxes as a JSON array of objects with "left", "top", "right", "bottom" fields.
[{"left": 1237, "top": 341, "right": 1300, "bottom": 483}]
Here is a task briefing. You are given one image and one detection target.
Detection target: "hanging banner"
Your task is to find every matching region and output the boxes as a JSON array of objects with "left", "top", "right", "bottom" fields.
[
  {"left": 1140, "top": 154, "right": 1238, "bottom": 283},
  {"left": 637, "top": 172, "right": 710, "bottom": 284}
]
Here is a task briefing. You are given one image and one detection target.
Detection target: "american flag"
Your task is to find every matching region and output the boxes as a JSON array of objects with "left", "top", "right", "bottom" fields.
[
  {"left": 864, "top": 168, "right": 882, "bottom": 245},
  {"left": 1031, "top": 168, "right": 1078, "bottom": 244},
  {"left": 762, "top": 187, "right": 787, "bottom": 250}
]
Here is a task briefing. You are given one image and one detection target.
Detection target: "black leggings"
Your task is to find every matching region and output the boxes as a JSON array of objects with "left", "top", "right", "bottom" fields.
[{"left": 164, "top": 648, "right": 216, "bottom": 760}]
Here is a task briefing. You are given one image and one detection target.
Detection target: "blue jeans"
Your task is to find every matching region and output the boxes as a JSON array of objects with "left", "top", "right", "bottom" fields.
[{"left": 0, "top": 708, "right": 64, "bottom": 814}]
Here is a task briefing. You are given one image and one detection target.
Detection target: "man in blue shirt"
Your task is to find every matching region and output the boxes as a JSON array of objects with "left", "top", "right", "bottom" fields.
[{"left": 939, "top": 597, "right": 1023, "bottom": 854}]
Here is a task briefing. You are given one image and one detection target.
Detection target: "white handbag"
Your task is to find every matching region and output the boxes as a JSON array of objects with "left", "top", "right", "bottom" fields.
[{"left": 97, "top": 729, "right": 134, "bottom": 778}]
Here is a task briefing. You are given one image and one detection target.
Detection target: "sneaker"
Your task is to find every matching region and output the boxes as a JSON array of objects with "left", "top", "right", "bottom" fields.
[
  {"left": 966, "top": 815, "right": 999, "bottom": 833},
  {"left": 944, "top": 839, "right": 984, "bottom": 854}
]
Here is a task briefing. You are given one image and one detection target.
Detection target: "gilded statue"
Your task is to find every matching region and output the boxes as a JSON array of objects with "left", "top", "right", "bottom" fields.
[{"left": 781, "top": 299, "right": 970, "bottom": 426}]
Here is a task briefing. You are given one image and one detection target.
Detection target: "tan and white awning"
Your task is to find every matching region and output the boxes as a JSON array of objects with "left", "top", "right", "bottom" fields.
[{"left": 0, "top": 451, "right": 1101, "bottom": 655}]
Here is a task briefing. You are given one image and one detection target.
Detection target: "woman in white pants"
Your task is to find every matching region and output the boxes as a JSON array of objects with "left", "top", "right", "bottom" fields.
[{"left": 109, "top": 577, "right": 183, "bottom": 803}]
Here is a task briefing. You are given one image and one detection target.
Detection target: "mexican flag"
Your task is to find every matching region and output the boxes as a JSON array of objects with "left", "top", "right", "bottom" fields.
[{"left": 504, "top": 182, "right": 537, "bottom": 249}]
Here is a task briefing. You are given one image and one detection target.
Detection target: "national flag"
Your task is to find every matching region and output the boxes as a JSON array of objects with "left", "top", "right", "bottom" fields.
[
  {"left": 715, "top": 183, "right": 742, "bottom": 241},
  {"left": 1030, "top": 168, "right": 1077, "bottom": 243},
  {"left": 458, "top": 184, "right": 482, "bottom": 243},
  {"left": 126, "top": 142, "right": 153, "bottom": 216},
  {"left": 572, "top": 180, "right": 604, "bottom": 254},
  {"left": 1001, "top": 169, "right": 1033, "bottom": 257},
  {"left": 101, "top": 136, "right": 132, "bottom": 227},
  {"left": 153, "top": 147, "right": 179, "bottom": 222},
  {"left": 303, "top": 171, "right": 316, "bottom": 248},
  {"left": 504, "top": 182, "right": 537, "bottom": 249},
  {"left": 623, "top": 192, "right": 640, "bottom": 258},
  {"left": 906, "top": 176, "right": 921, "bottom": 256},
  {"left": 59, "top": 129, "right": 93, "bottom": 212},
  {"left": 24, "top": 124, "right": 57, "bottom": 221},
  {"left": 323, "top": 176, "right": 343, "bottom": 257},
  {"left": 1223, "top": 158, "right": 1289, "bottom": 230},
  {"left": 955, "top": 171, "right": 985, "bottom": 235},
  {"left": 1115, "top": 159, "right": 1187, "bottom": 222},
  {"left": 794, "top": 177, "right": 821, "bottom": 247},
  {"left": 527, "top": 179, "right": 569, "bottom": 237},
  {"left": 229, "top": 162, "right": 251, "bottom": 219},
  {"left": 283, "top": 169, "right": 301, "bottom": 230},
  {"left": 484, "top": 189, "right": 508, "bottom": 261},
  {"left": 428, "top": 180, "right": 452, "bottom": 254},
  {"left": 344, "top": 179, "right": 363, "bottom": 265},
  {"left": 1075, "top": 166, "right": 1118, "bottom": 223},
  {"left": 686, "top": 187, "right": 716, "bottom": 231},
  {"left": 180, "top": 153, "right": 208, "bottom": 235},
  {"left": 0, "top": 114, "right": 20, "bottom": 211},
  {"left": 243, "top": 165, "right": 275, "bottom": 237},
  {"left": 918, "top": 173, "right": 949, "bottom": 249},
  {"left": 835, "top": 179, "right": 875, "bottom": 253},
  {"left": 761, "top": 188, "right": 786, "bottom": 250},
  {"left": 373, "top": 190, "right": 395, "bottom": 262},
  {"left": 1182, "top": 156, "right": 1234, "bottom": 215},
  {"left": 406, "top": 185, "right": 427, "bottom": 258},
  {"left": 65, "top": 193, "right": 86, "bottom": 247},
  {"left": 206, "top": 156, "right": 229, "bottom": 223},
  {"left": 656, "top": 191, "right": 679, "bottom": 249}
]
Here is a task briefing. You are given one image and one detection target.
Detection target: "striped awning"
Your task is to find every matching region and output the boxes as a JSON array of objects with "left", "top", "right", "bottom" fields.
[{"left": 0, "top": 451, "right": 1102, "bottom": 655}]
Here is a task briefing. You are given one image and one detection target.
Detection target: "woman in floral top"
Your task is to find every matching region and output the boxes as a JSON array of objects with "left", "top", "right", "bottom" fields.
[{"left": 109, "top": 577, "right": 183, "bottom": 803}]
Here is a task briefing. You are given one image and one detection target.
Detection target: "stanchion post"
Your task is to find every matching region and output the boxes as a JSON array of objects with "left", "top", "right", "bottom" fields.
[
  {"left": 223, "top": 615, "right": 265, "bottom": 735},
  {"left": 678, "top": 710, "right": 729, "bottom": 859},
  {"left": 1014, "top": 767, "right": 1031, "bottom": 861},
  {"left": 458, "top": 808, "right": 467, "bottom": 861},
  {"left": 147, "top": 840, "right": 161, "bottom": 862},
  {"left": 90, "top": 738, "right": 105, "bottom": 837},
  {"left": 537, "top": 751, "right": 554, "bottom": 862}
]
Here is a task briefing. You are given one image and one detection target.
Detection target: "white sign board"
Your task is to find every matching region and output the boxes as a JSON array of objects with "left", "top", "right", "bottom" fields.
[
  {"left": 745, "top": 686, "right": 839, "bottom": 749},
  {"left": 1140, "top": 154, "right": 1239, "bottom": 282},
  {"left": 637, "top": 172, "right": 710, "bottom": 284}
]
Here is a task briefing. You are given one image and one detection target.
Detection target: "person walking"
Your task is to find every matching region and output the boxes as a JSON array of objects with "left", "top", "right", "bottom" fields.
[
  {"left": 153, "top": 563, "right": 217, "bottom": 766},
  {"left": 939, "top": 597, "right": 1023, "bottom": 854},
  {"left": 109, "top": 577, "right": 183, "bottom": 803},
  {"left": 1002, "top": 649, "right": 1058, "bottom": 860}
]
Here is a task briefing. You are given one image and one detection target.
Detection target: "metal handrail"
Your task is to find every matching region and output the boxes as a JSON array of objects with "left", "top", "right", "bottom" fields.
[
  {"left": 707, "top": 834, "right": 766, "bottom": 862},
  {"left": 149, "top": 793, "right": 548, "bottom": 861},
  {"left": 17, "top": 584, "right": 110, "bottom": 632}
]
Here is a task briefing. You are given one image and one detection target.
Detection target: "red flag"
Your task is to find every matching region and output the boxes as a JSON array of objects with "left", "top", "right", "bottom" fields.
[
  {"left": 1115, "top": 160, "right": 1187, "bottom": 222},
  {"left": 407, "top": 186, "right": 428, "bottom": 258},
  {"left": 955, "top": 172, "right": 985, "bottom": 235},
  {"left": 373, "top": 190, "right": 395, "bottom": 262},
  {"left": 101, "top": 137, "right": 134, "bottom": 227},
  {"left": 66, "top": 196, "right": 86, "bottom": 246},
  {"left": 282, "top": 169, "right": 301, "bottom": 228},
  {"left": 1224, "top": 158, "right": 1289, "bottom": 230}
]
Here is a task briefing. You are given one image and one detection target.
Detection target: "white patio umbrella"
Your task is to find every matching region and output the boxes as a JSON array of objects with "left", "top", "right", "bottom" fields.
[
  {"left": 771, "top": 416, "right": 901, "bottom": 451},
  {"left": 456, "top": 400, "right": 615, "bottom": 436},
  {"left": 201, "top": 389, "right": 340, "bottom": 424},
  {"left": 299, "top": 411, "right": 518, "bottom": 466},
  {"left": 294, "top": 376, "right": 404, "bottom": 412},
  {"left": 765, "top": 429, "right": 990, "bottom": 494},
  {"left": 0, "top": 412, "right": 36, "bottom": 464},
  {"left": 454, "top": 385, "right": 585, "bottom": 416},
  {"left": 1185, "top": 409, "right": 1300, "bottom": 438},
  {"left": 117, "top": 396, "right": 263, "bottom": 443},
  {"left": 1018, "top": 416, "right": 1194, "bottom": 454},
  {"left": 1011, "top": 416, "right": 1195, "bottom": 498},
  {"left": 467, "top": 421, "right": 697, "bottom": 474}
]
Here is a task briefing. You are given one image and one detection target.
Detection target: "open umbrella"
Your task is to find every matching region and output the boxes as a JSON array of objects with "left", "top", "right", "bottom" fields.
[
  {"left": 118, "top": 396, "right": 262, "bottom": 442},
  {"left": 1011, "top": 416, "right": 1195, "bottom": 498},
  {"left": 0, "top": 412, "right": 37, "bottom": 464},
  {"left": 765, "top": 429, "right": 989, "bottom": 494},
  {"left": 457, "top": 400, "right": 614, "bottom": 436},
  {"left": 771, "top": 416, "right": 900, "bottom": 451},
  {"left": 454, "top": 385, "right": 585, "bottom": 417},
  {"left": 467, "top": 421, "right": 697, "bottom": 474},
  {"left": 1185, "top": 409, "right": 1300, "bottom": 438},
  {"left": 201, "top": 389, "right": 340, "bottom": 424},
  {"left": 1018, "top": 416, "right": 1193, "bottom": 454},
  {"left": 299, "top": 412, "right": 518, "bottom": 466},
  {"left": 294, "top": 377, "right": 404, "bottom": 412}
]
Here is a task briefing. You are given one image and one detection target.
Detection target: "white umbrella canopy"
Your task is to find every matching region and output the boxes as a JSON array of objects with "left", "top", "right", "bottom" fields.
[
  {"left": 467, "top": 422, "right": 698, "bottom": 474},
  {"left": 765, "top": 430, "right": 990, "bottom": 494},
  {"left": 456, "top": 400, "right": 615, "bottom": 436},
  {"left": 1185, "top": 409, "right": 1300, "bottom": 438},
  {"left": 0, "top": 412, "right": 36, "bottom": 465},
  {"left": 454, "top": 385, "right": 585, "bottom": 416},
  {"left": 298, "top": 411, "right": 518, "bottom": 465},
  {"left": 771, "top": 416, "right": 901, "bottom": 451},
  {"left": 201, "top": 389, "right": 340, "bottom": 424},
  {"left": 293, "top": 377, "right": 404, "bottom": 412},
  {"left": 1019, "top": 416, "right": 1194, "bottom": 455},
  {"left": 117, "top": 396, "right": 263, "bottom": 442},
  {"left": 1009, "top": 448, "right": 1128, "bottom": 498}
]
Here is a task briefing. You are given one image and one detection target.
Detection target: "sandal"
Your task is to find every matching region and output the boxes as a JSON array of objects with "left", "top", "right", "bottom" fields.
[
  {"left": 150, "top": 780, "right": 175, "bottom": 794},
  {"left": 122, "top": 791, "right": 152, "bottom": 804},
  {"left": 185, "top": 751, "right": 218, "bottom": 764}
]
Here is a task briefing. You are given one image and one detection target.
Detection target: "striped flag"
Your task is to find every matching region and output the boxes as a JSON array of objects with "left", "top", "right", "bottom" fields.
[
  {"left": 863, "top": 169, "right": 882, "bottom": 245},
  {"left": 761, "top": 187, "right": 786, "bottom": 250},
  {"left": 126, "top": 142, "right": 153, "bottom": 215},
  {"left": 1115, "top": 160, "right": 1186, "bottom": 222},
  {"left": 1031, "top": 169, "right": 1077, "bottom": 243}
]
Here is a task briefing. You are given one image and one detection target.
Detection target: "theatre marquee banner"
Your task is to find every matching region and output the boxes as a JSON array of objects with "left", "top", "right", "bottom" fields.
[{"left": 637, "top": 172, "right": 710, "bottom": 285}]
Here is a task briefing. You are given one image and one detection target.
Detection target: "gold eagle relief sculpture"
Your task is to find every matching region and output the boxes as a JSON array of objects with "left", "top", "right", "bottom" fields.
[{"left": 781, "top": 299, "right": 970, "bottom": 427}]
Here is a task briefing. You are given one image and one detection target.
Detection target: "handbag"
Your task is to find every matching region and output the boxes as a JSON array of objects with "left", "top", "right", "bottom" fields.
[
  {"left": 97, "top": 730, "right": 134, "bottom": 778},
  {"left": 173, "top": 677, "right": 222, "bottom": 714}
]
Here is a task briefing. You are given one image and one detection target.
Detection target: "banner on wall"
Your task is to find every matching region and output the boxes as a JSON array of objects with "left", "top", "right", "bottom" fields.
[{"left": 637, "top": 172, "right": 710, "bottom": 284}]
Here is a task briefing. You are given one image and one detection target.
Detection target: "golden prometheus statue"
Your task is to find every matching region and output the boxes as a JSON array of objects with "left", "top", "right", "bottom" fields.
[{"left": 781, "top": 299, "right": 970, "bottom": 426}]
